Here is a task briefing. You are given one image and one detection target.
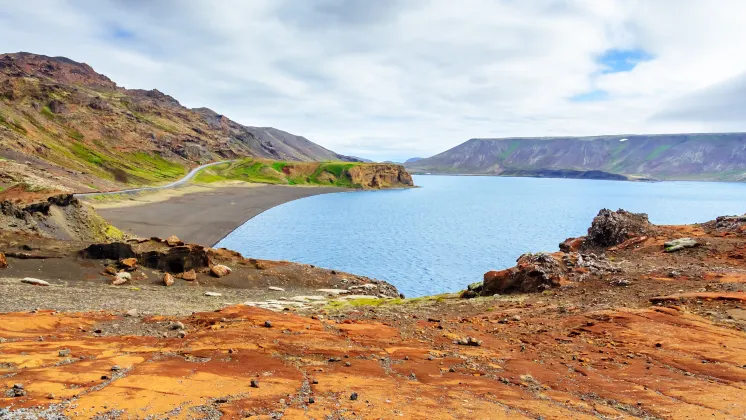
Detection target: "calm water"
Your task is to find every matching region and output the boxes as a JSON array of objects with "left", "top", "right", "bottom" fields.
[{"left": 216, "top": 175, "right": 746, "bottom": 297}]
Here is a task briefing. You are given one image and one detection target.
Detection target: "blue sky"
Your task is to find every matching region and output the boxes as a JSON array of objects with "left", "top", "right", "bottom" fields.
[{"left": 1, "top": 0, "right": 745, "bottom": 161}]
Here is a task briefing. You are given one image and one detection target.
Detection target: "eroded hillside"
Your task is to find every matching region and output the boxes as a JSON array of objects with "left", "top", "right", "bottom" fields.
[
  {"left": 407, "top": 134, "right": 746, "bottom": 181},
  {"left": 0, "top": 52, "right": 361, "bottom": 193}
]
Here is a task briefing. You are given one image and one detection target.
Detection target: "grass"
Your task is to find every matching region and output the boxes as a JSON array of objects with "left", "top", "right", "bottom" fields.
[
  {"left": 499, "top": 140, "right": 521, "bottom": 161},
  {"left": 40, "top": 105, "right": 55, "bottom": 120},
  {"left": 646, "top": 145, "right": 672, "bottom": 161},
  {"left": 0, "top": 113, "right": 28, "bottom": 135},
  {"left": 194, "top": 158, "right": 366, "bottom": 188},
  {"left": 67, "top": 128, "right": 84, "bottom": 141},
  {"left": 68, "top": 142, "right": 186, "bottom": 185},
  {"left": 325, "top": 294, "right": 454, "bottom": 309}
]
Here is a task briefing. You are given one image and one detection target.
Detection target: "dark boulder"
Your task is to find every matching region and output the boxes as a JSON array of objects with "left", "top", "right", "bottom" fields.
[{"left": 585, "top": 209, "right": 651, "bottom": 248}]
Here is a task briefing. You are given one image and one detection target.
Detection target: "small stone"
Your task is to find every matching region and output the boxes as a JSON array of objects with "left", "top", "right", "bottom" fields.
[
  {"left": 113, "top": 272, "right": 131, "bottom": 285},
  {"left": 177, "top": 330, "right": 187, "bottom": 338},
  {"left": 170, "top": 321, "right": 185, "bottom": 330},
  {"left": 111, "top": 365, "right": 122, "bottom": 371},
  {"left": 165, "top": 235, "right": 182, "bottom": 246},
  {"left": 101, "top": 375, "right": 110, "bottom": 380},
  {"left": 664, "top": 238, "right": 699, "bottom": 253},
  {"left": 103, "top": 266, "right": 117, "bottom": 275},
  {"left": 611, "top": 278, "right": 632, "bottom": 287},
  {"left": 182, "top": 269, "right": 197, "bottom": 281},
  {"left": 13, "top": 384, "right": 24, "bottom": 390},
  {"left": 250, "top": 379, "right": 259, "bottom": 388},
  {"left": 345, "top": 362, "right": 351, "bottom": 367},
  {"left": 21, "top": 277, "right": 50, "bottom": 286},
  {"left": 125, "top": 309, "right": 138, "bottom": 317},
  {"left": 163, "top": 273, "right": 174, "bottom": 287},
  {"left": 455, "top": 337, "right": 482, "bottom": 347},
  {"left": 94, "top": 329, "right": 103, "bottom": 334},
  {"left": 655, "top": 343, "right": 662, "bottom": 348},
  {"left": 58, "top": 349, "right": 70, "bottom": 357},
  {"left": 0, "top": 252, "right": 6, "bottom": 269},
  {"left": 264, "top": 320, "right": 272, "bottom": 328},
  {"left": 210, "top": 264, "right": 232, "bottom": 278},
  {"left": 47, "top": 393, "right": 55, "bottom": 399},
  {"left": 511, "top": 315, "right": 521, "bottom": 322},
  {"left": 311, "top": 379, "right": 319, "bottom": 385},
  {"left": 329, "top": 357, "right": 341, "bottom": 362},
  {"left": 269, "top": 286, "right": 285, "bottom": 291},
  {"left": 204, "top": 291, "right": 222, "bottom": 297},
  {"left": 350, "top": 392, "right": 358, "bottom": 401},
  {"left": 449, "top": 367, "right": 456, "bottom": 372},
  {"left": 119, "top": 258, "right": 138, "bottom": 270},
  {"left": 308, "top": 397, "right": 315, "bottom": 404}
]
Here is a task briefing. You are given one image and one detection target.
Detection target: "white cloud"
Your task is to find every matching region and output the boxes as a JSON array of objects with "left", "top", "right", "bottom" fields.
[{"left": 1, "top": 0, "right": 745, "bottom": 161}]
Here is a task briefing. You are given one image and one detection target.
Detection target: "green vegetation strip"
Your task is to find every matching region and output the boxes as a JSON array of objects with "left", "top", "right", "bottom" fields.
[{"left": 193, "top": 158, "right": 365, "bottom": 188}]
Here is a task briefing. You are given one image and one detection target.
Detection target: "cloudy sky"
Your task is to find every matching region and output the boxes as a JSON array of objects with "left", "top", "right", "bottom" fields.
[{"left": 2, "top": 0, "right": 745, "bottom": 161}]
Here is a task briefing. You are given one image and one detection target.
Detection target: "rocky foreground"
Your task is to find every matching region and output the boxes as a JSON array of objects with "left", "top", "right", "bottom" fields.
[{"left": 1, "top": 210, "right": 746, "bottom": 418}]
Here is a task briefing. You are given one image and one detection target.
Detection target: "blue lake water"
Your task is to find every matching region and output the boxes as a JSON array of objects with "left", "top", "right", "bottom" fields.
[{"left": 216, "top": 175, "right": 746, "bottom": 297}]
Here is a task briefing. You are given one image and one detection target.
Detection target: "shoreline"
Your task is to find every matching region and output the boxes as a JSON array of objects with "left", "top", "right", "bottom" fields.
[{"left": 90, "top": 183, "right": 351, "bottom": 246}]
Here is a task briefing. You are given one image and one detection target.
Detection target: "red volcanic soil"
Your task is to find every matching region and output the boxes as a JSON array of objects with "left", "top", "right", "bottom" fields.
[{"left": 2, "top": 210, "right": 746, "bottom": 418}]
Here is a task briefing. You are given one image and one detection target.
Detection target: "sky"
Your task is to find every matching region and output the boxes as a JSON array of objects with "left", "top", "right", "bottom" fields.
[{"left": 1, "top": 0, "right": 746, "bottom": 162}]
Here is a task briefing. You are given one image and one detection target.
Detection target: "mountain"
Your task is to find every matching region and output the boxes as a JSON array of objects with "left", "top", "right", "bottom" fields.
[
  {"left": 404, "top": 157, "right": 423, "bottom": 163},
  {"left": 406, "top": 133, "right": 746, "bottom": 181},
  {"left": 0, "top": 52, "right": 359, "bottom": 193}
]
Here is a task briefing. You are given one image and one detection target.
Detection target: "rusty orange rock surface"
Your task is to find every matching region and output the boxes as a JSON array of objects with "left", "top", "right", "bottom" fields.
[{"left": 2, "top": 301, "right": 746, "bottom": 419}]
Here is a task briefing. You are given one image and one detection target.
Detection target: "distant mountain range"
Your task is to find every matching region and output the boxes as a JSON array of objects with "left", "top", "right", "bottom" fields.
[
  {"left": 0, "top": 52, "right": 362, "bottom": 192},
  {"left": 405, "top": 134, "right": 746, "bottom": 181}
]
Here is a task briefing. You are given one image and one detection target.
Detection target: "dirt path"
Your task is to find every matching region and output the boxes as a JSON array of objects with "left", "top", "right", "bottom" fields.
[{"left": 93, "top": 185, "right": 349, "bottom": 246}]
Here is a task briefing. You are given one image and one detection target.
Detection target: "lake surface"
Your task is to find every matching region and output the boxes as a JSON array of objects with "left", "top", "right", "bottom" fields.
[{"left": 216, "top": 175, "right": 746, "bottom": 297}]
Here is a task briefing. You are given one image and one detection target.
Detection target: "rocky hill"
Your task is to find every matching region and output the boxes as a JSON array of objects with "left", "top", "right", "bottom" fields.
[
  {"left": 196, "top": 159, "right": 414, "bottom": 189},
  {"left": 406, "top": 133, "right": 746, "bottom": 181},
  {"left": 0, "top": 52, "right": 360, "bottom": 193}
]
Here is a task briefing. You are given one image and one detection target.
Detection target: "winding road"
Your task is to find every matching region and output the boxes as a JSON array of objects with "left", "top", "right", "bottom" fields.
[{"left": 74, "top": 160, "right": 232, "bottom": 198}]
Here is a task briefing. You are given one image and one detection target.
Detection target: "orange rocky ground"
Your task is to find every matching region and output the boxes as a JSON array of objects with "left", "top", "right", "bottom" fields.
[{"left": 2, "top": 210, "right": 746, "bottom": 419}]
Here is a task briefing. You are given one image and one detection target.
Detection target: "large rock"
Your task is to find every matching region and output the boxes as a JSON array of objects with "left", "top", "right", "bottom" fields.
[
  {"left": 165, "top": 235, "right": 182, "bottom": 247},
  {"left": 347, "top": 164, "right": 414, "bottom": 189},
  {"left": 210, "top": 264, "right": 232, "bottom": 278},
  {"left": 586, "top": 209, "right": 652, "bottom": 248},
  {"left": 559, "top": 237, "right": 585, "bottom": 253},
  {"left": 181, "top": 269, "right": 197, "bottom": 281},
  {"left": 482, "top": 253, "right": 568, "bottom": 295},
  {"left": 0, "top": 252, "right": 6, "bottom": 269},
  {"left": 80, "top": 243, "right": 136, "bottom": 260},
  {"left": 139, "top": 245, "right": 209, "bottom": 273}
]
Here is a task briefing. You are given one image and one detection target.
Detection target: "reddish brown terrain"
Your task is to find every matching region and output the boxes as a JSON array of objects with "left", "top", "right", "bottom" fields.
[
  {"left": 1, "top": 207, "right": 746, "bottom": 418},
  {"left": 0, "top": 52, "right": 371, "bottom": 193}
]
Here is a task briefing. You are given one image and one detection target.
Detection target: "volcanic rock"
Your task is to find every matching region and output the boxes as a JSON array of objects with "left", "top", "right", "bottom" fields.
[
  {"left": 586, "top": 209, "right": 652, "bottom": 248},
  {"left": 210, "top": 264, "right": 232, "bottom": 278},
  {"left": 165, "top": 235, "right": 182, "bottom": 247},
  {"left": 482, "top": 253, "right": 568, "bottom": 295},
  {"left": 559, "top": 236, "right": 585, "bottom": 252},
  {"left": 119, "top": 258, "right": 138, "bottom": 270},
  {"left": 664, "top": 238, "right": 699, "bottom": 252},
  {"left": 163, "top": 272, "right": 174, "bottom": 286}
]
